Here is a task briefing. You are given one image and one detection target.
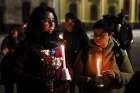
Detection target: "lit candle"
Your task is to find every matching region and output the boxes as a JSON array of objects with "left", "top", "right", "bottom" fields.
[
  {"left": 59, "top": 33, "right": 63, "bottom": 39},
  {"left": 61, "top": 44, "right": 66, "bottom": 69},
  {"left": 97, "top": 58, "right": 101, "bottom": 76}
]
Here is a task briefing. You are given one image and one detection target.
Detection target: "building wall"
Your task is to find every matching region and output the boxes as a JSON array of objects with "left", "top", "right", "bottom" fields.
[
  {"left": 0, "top": 0, "right": 140, "bottom": 33},
  {"left": 58, "top": 0, "right": 138, "bottom": 24},
  {"left": 4, "top": 0, "right": 22, "bottom": 24},
  {"left": 2, "top": 0, "right": 139, "bottom": 24}
]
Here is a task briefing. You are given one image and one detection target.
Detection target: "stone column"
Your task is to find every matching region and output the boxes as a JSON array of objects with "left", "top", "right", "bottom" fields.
[
  {"left": 130, "top": 0, "right": 136, "bottom": 23},
  {"left": 59, "top": 0, "right": 66, "bottom": 22},
  {"left": 80, "top": 0, "right": 88, "bottom": 22},
  {"left": 118, "top": 0, "right": 123, "bottom": 12},
  {"left": 100, "top": 0, "right": 107, "bottom": 18},
  {"left": 50, "top": 0, "right": 60, "bottom": 21}
]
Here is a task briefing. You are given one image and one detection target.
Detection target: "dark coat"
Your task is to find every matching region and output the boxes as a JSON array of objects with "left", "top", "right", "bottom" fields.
[
  {"left": 118, "top": 23, "right": 133, "bottom": 49},
  {"left": 63, "top": 29, "right": 89, "bottom": 67}
]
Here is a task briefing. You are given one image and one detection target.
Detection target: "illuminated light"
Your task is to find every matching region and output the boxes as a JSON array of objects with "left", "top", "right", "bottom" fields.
[
  {"left": 59, "top": 33, "right": 63, "bottom": 39},
  {"left": 61, "top": 44, "right": 66, "bottom": 69},
  {"left": 97, "top": 58, "right": 102, "bottom": 76},
  {"left": 61, "top": 44, "right": 71, "bottom": 81}
]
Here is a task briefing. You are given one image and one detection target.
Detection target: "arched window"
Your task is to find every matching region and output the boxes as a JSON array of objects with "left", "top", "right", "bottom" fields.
[
  {"left": 69, "top": 3, "right": 77, "bottom": 17},
  {"left": 138, "top": 4, "right": 140, "bottom": 22},
  {"left": 22, "top": 1, "right": 31, "bottom": 22},
  {"left": 0, "top": 0, "right": 4, "bottom": 33},
  {"left": 90, "top": 4, "right": 98, "bottom": 20}
]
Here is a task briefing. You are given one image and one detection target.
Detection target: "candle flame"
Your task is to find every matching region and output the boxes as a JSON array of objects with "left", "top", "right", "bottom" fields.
[
  {"left": 97, "top": 58, "right": 101, "bottom": 76},
  {"left": 59, "top": 33, "right": 63, "bottom": 39},
  {"left": 97, "top": 58, "right": 101, "bottom": 63}
]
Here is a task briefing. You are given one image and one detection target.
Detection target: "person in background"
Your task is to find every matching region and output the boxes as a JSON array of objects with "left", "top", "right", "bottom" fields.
[
  {"left": 12, "top": 5, "right": 72, "bottom": 93},
  {"left": 102, "top": 13, "right": 134, "bottom": 71},
  {"left": 117, "top": 12, "right": 133, "bottom": 63},
  {"left": 0, "top": 25, "right": 23, "bottom": 93},
  {"left": 63, "top": 12, "right": 89, "bottom": 93},
  {"left": 1, "top": 25, "right": 23, "bottom": 56},
  {"left": 74, "top": 19, "right": 133, "bottom": 93}
]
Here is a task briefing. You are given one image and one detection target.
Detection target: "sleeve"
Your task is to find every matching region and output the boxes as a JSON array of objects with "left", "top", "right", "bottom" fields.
[
  {"left": 79, "top": 30, "right": 89, "bottom": 49},
  {"left": 128, "top": 24, "right": 133, "bottom": 41},
  {"left": 113, "top": 49, "right": 134, "bottom": 89},
  {"left": 1, "top": 38, "right": 9, "bottom": 55},
  {"left": 119, "top": 50, "right": 134, "bottom": 85},
  {"left": 1, "top": 38, "right": 7, "bottom": 50}
]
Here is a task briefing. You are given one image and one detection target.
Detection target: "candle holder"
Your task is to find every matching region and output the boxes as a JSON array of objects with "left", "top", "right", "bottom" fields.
[{"left": 95, "top": 75, "right": 104, "bottom": 88}]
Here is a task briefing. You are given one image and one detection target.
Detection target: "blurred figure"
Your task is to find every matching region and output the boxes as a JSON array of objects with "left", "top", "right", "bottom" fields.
[
  {"left": 63, "top": 12, "right": 89, "bottom": 93},
  {"left": 102, "top": 13, "right": 134, "bottom": 68},
  {"left": 0, "top": 25, "right": 23, "bottom": 93},
  {"left": 117, "top": 12, "right": 133, "bottom": 62},
  {"left": 74, "top": 19, "right": 133, "bottom": 93},
  {"left": 1, "top": 25, "right": 23, "bottom": 56},
  {"left": 13, "top": 5, "right": 72, "bottom": 93},
  {"left": 64, "top": 12, "right": 89, "bottom": 64}
]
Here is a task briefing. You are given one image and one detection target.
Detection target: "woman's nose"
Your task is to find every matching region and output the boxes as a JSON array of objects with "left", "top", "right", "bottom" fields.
[{"left": 49, "top": 21, "right": 53, "bottom": 26}]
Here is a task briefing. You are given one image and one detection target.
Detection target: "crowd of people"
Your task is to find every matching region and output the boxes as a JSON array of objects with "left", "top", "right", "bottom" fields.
[{"left": 0, "top": 3, "right": 137, "bottom": 93}]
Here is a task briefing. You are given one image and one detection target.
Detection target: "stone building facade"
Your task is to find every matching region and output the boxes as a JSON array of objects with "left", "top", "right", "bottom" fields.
[{"left": 0, "top": 0, "right": 139, "bottom": 33}]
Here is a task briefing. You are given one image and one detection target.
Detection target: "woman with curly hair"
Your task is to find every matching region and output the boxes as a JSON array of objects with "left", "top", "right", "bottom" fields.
[{"left": 13, "top": 5, "right": 72, "bottom": 93}]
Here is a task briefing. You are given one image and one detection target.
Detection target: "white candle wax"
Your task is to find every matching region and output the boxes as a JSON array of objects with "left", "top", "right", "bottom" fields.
[
  {"left": 97, "top": 58, "right": 101, "bottom": 76},
  {"left": 61, "top": 44, "right": 66, "bottom": 69}
]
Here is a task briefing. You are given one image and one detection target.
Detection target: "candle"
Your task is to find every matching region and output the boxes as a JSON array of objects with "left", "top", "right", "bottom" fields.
[
  {"left": 61, "top": 44, "right": 66, "bottom": 69},
  {"left": 97, "top": 58, "right": 101, "bottom": 76},
  {"left": 59, "top": 33, "right": 63, "bottom": 39}
]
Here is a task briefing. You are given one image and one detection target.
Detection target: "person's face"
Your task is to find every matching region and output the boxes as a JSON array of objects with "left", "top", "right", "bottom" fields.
[
  {"left": 64, "top": 18, "right": 74, "bottom": 32},
  {"left": 94, "top": 28, "right": 111, "bottom": 48},
  {"left": 11, "top": 30, "right": 18, "bottom": 38},
  {"left": 42, "top": 12, "right": 55, "bottom": 33}
]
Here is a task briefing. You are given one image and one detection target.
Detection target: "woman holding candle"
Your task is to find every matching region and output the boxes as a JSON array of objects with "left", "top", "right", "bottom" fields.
[
  {"left": 74, "top": 18, "right": 133, "bottom": 93},
  {"left": 12, "top": 5, "right": 72, "bottom": 93}
]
